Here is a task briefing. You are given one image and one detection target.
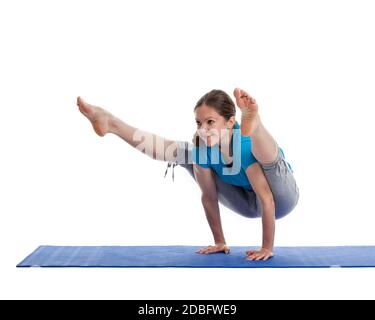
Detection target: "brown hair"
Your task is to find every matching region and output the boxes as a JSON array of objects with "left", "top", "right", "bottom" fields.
[
  {"left": 194, "top": 89, "right": 236, "bottom": 120},
  {"left": 194, "top": 89, "right": 235, "bottom": 160}
]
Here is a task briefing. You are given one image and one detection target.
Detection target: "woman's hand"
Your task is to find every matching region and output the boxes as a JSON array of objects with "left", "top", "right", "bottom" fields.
[
  {"left": 246, "top": 247, "right": 274, "bottom": 261},
  {"left": 196, "top": 243, "right": 230, "bottom": 254}
]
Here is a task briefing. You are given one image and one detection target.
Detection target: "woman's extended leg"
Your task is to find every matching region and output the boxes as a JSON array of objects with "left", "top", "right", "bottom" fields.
[
  {"left": 233, "top": 89, "right": 299, "bottom": 218},
  {"left": 233, "top": 88, "right": 279, "bottom": 165},
  {"left": 76, "top": 97, "right": 178, "bottom": 162}
]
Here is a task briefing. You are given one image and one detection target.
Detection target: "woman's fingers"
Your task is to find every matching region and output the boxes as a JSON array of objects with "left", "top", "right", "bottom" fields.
[
  {"left": 246, "top": 251, "right": 273, "bottom": 261},
  {"left": 263, "top": 254, "right": 271, "bottom": 261},
  {"left": 196, "top": 246, "right": 212, "bottom": 254},
  {"left": 247, "top": 254, "right": 263, "bottom": 261},
  {"left": 204, "top": 246, "right": 214, "bottom": 254},
  {"left": 246, "top": 252, "right": 262, "bottom": 260},
  {"left": 255, "top": 254, "right": 265, "bottom": 261},
  {"left": 196, "top": 245, "right": 230, "bottom": 255},
  {"left": 246, "top": 250, "right": 256, "bottom": 255}
]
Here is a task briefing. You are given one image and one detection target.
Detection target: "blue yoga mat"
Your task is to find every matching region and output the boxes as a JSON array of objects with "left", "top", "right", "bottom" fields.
[{"left": 17, "top": 245, "right": 375, "bottom": 268}]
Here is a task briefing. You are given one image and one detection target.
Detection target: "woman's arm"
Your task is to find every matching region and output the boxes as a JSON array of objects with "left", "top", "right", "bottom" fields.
[
  {"left": 245, "top": 163, "right": 276, "bottom": 260},
  {"left": 193, "top": 164, "right": 229, "bottom": 251}
]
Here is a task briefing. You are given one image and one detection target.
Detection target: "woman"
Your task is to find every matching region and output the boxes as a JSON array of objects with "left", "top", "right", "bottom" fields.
[{"left": 76, "top": 88, "right": 299, "bottom": 261}]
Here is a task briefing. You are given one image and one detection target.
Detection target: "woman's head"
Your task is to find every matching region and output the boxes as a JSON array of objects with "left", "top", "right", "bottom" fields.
[{"left": 194, "top": 89, "right": 236, "bottom": 147}]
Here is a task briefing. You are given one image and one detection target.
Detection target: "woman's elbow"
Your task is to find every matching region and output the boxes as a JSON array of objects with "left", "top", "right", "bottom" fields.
[
  {"left": 201, "top": 193, "right": 218, "bottom": 204},
  {"left": 259, "top": 193, "right": 275, "bottom": 209}
]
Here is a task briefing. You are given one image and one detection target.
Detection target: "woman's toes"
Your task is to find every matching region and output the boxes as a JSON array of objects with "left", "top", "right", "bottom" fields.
[
  {"left": 77, "top": 96, "right": 92, "bottom": 115},
  {"left": 77, "top": 96, "right": 84, "bottom": 108}
]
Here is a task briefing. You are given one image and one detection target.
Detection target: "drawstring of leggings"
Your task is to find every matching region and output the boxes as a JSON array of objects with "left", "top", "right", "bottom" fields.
[
  {"left": 164, "top": 162, "right": 177, "bottom": 182},
  {"left": 164, "top": 141, "right": 189, "bottom": 182}
]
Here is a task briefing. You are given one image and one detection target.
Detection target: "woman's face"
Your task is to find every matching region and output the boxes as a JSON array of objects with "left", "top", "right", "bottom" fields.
[{"left": 194, "top": 104, "right": 234, "bottom": 147}]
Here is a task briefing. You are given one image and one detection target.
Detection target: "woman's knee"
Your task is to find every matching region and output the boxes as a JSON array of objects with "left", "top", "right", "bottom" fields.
[
  {"left": 275, "top": 191, "right": 299, "bottom": 219},
  {"left": 231, "top": 207, "right": 261, "bottom": 219}
]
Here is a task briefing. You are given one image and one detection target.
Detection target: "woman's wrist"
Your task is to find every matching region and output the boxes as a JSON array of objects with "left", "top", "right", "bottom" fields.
[{"left": 215, "top": 240, "right": 226, "bottom": 246}]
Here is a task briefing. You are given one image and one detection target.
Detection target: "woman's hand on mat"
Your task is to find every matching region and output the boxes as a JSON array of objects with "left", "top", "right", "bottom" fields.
[
  {"left": 246, "top": 247, "right": 274, "bottom": 261},
  {"left": 195, "top": 243, "right": 230, "bottom": 255}
]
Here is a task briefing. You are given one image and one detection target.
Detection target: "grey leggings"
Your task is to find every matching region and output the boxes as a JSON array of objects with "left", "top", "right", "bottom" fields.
[{"left": 169, "top": 141, "right": 300, "bottom": 220}]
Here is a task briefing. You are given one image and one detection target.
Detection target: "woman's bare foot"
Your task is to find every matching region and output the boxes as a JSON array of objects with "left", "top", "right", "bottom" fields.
[
  {"left": 233, "top": 88, "right": 261, "bottom": 136},
  {"left": 76, "top": 96, "right": 114, "bottom": 136}
]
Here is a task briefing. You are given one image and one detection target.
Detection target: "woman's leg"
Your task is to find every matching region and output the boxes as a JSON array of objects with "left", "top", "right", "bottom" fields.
[
  {"left": 233, "top": 88, "right": 279, "bottom": 165},
  {"left": 76, "top": 97, "right": 178, "bottom": 162},
  {"left": 233, "top": 89, "right": 299, "bottom": 218},
  {"left": 177, "top": 141, "right": 298, "bottom": 220},
  {"left": 257, "top": 148, "right": 300, "bottom": 219}
]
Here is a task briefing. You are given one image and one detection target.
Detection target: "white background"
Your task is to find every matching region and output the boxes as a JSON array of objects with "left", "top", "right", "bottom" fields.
[{"left": 1, "top": 0, "right": 375, "bottom": 299}]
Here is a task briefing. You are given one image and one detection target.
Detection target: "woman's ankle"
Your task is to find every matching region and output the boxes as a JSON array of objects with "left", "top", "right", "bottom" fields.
[{"left": 108, "top": 116, "right": 120, "bottom": 135}]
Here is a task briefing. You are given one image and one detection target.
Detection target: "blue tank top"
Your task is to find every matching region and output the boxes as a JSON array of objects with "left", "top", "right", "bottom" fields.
[{"left": 192, "top": 121, "right": 292, "bottom": 191}]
